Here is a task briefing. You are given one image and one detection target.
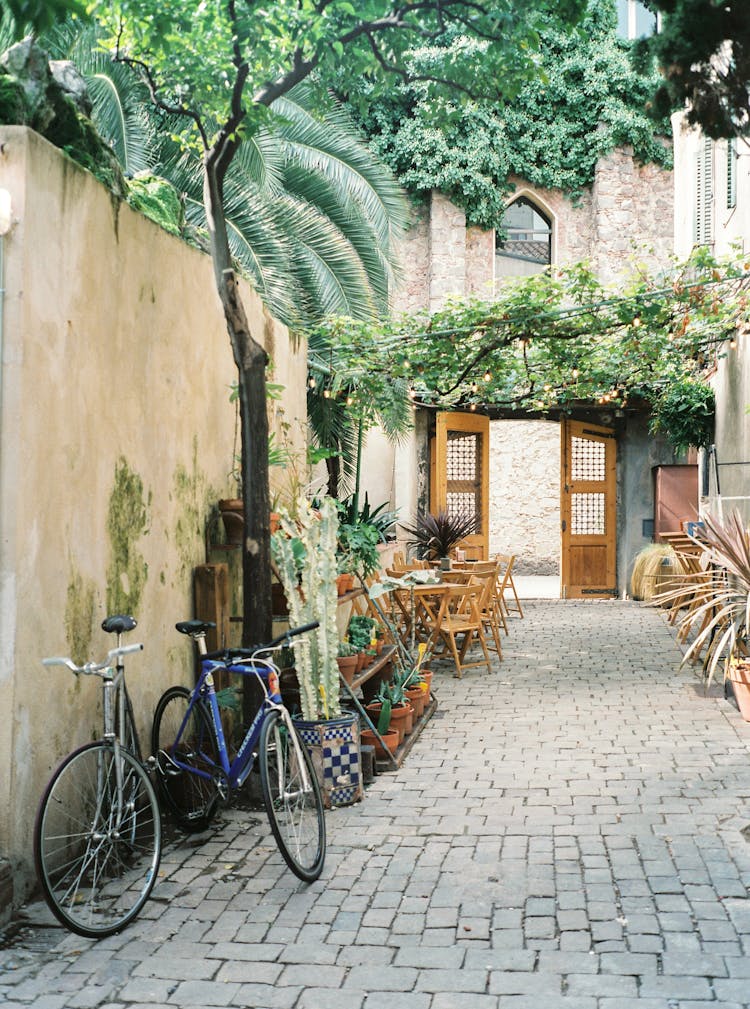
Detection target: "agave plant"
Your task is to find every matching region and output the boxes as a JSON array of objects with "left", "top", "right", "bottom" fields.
[
  {"left": 402, "top": 509, "right": 480, "bottom": 561},
  {"left": 656, "top": 510, "right": 750, "bottom": 686}
]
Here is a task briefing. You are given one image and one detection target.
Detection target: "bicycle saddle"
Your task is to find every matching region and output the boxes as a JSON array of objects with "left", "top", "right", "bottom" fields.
[
  {"left": 176, "top": 620, "right": 216, "bottom": 636},
  {"left": 102, "top": 615, "right": 137, "bottom": 634}
]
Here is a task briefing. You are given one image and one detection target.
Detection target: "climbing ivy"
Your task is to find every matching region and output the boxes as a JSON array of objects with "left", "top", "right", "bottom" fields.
[{"left": 357, "top": 0, "right": 673, "bottom": 228}]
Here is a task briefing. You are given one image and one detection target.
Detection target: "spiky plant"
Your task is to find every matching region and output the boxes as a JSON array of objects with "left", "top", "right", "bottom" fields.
[
  {"left": 655, "top": 510, "right": 750, "bottom": 686},
  {"left": 402, "top": 509, "right": 480, "bottom": 561}
]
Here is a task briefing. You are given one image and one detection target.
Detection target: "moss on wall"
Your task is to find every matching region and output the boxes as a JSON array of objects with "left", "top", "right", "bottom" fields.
[
  {"left": 64, "top": 568, "right": 96, "bottom": 666},
  {"left": 172, "top": 439, "right": 220, "bottom": 584},
  {"left": 106, "top": 457, "right": 151, "bottom": 617}
]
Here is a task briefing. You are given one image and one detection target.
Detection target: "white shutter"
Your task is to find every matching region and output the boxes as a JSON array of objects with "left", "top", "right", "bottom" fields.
[
  {"left": 727, "top": 138, "right": 737, "bottom": 209},
  {"left": 694, "top": 138, "right": 714, "bottom": 245}
]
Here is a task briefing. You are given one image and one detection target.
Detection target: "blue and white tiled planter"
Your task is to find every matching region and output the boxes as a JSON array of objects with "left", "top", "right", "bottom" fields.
[{"left": 294, "top": 710, "right": 362, "bottom": 808}]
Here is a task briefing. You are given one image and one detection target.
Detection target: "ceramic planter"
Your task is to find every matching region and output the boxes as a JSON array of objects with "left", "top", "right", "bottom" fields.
[
  {"left": 365, "top": 701, "right": 410, "bottom": 744},
  {"left": 728, "top": 659, "right": 750, "bottom": 721},
  {"left": 294, "top": 710, "right": 362, "bottom": 808}
]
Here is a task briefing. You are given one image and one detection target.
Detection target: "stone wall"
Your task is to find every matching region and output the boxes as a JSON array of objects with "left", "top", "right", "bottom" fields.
[
  {"left": 489, "top": 420, "right": 561, "bottom": 574},
  {"left": 0, "top": 127, "right": 306, "bottom": 915}
]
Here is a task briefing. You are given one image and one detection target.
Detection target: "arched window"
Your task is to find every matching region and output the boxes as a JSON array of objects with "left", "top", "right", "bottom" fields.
[{"left": 495, "top": 197, "right": 552, "bottom": 279}]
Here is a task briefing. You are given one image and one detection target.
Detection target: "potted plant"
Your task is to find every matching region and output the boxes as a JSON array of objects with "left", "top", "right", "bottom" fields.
[
  {"left": 401, "top": 509, "right": 480, "bottom": 569},
  {"left": 657, "top": 510, "right": 750, "bottom": 713},
  {"left": 336, "top": 640, "right": 359, "bottom": 685},
  {"left": 271, "top": 496, "right": 362, "bottom": 806},
  {"left": 337, "top": 519, "right": 381, "bottom": 581}
]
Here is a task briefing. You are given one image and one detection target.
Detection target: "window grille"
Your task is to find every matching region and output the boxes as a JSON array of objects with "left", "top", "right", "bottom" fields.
[
  {"left": 571, "top": 437, "right": 606, "bottom": 482},
  {"left": 446, "top": 432, "right": 481, "bottom": 522},
  {"left": 572, "top": 493, "right": 606, "bottom": 536}
]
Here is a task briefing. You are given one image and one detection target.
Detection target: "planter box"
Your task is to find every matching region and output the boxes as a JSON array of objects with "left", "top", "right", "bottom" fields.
[{"left": 295, "top": 710, "right": 362, "bottom": 808}]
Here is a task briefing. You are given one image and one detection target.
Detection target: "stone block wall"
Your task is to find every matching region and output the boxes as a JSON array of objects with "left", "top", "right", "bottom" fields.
[{"left": 489, "top": 420, "right": 561, "bottom": 574}]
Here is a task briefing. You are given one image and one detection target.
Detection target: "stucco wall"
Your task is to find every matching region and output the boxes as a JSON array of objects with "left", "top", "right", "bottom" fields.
[
  {"left": 489, "top": 420, "right": 560, "bottom": 574},
  {"left": 0, "top": 128, "right": 306, "bottom": 909}
]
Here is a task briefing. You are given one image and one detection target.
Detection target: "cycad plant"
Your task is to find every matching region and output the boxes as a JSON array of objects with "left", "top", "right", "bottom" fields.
[
  {"left": 402, "top": 509, "right": 480, "bottom": 562},
  {"left": 40, "top": 22, "right": 409, "bottom": 330},
  {"left": 657, "top": 510, "right": 750, "bottom": 686}
]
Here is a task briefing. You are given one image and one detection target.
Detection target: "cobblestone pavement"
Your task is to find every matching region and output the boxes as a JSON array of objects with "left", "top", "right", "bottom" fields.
[{"left": 4, "top": 600, "right": 750, "bottom": 1008}]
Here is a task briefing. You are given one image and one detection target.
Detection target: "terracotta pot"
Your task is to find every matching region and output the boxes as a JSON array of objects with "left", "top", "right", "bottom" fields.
[
  {"left": 337, "top": 572, "right": 354, "bottom": 596},
  {"left": 375, "top": 638, "right": 384, "bottom": 655},
  {"left": 270, "top": 511, "right": 281, "bottom": 535},
  {"left": 405, "top": 686, "right": 425, "bottom": 719},
  {"left": 355, "top": 650, "right": 366, "bottom": 674},
  {"left": 419, "top": 669, "right": 433, "bottom": 695},
  {"left": 337, "top": 654, "right": 358, "bottom": 685},
  {"left": 218, "top": 498, "right": 244, "bottom": 545},
  {"left": 728, "top": 659, "right": 750, "bottom": 721},
  {"left": 361, "top": 727, "right": 399, "bottom": 759},
  {"left": 365, "top": 702, "right": 410, "bottom": 744}
]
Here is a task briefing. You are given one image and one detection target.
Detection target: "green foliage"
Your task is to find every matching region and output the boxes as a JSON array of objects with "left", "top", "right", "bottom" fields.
[
  {"left": 126, "top": 173, "right": 183, "bottom": 235},
  {"left": 347, "top": 615, "right": 377, "bottom": 650},
  {"left": 335, "top": 493, "right": 398, "bottom": 542},
  {"left": 649, "top": 379, "right": 715, "bottom": 453},
  {"left": 357, "top": 0, "right": 673, "bottom": 227},
  {"left": 2, "top": 0, "right": 85, "bottom": 39},
  {"left": 305, "top": 248, "right": 750, "bottom": 454},
  {"left": 633, "top": 0, "right": 750, "bottom": 139},
  {"left": 337, "top": 520, "right": 381, "bottom": 578}
]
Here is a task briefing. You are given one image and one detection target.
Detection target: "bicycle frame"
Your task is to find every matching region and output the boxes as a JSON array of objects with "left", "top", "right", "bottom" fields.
[{"left": 169, "top": 656, "right": 293, "bottom": 791}]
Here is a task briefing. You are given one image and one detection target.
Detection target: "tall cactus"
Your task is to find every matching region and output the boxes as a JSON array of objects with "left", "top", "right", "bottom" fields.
[{"left": 271, "top": 496, "right": 340, "bottom": 721}]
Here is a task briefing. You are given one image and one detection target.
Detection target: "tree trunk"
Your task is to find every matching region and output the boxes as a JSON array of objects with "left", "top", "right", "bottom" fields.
[{"left": 204, "top": 157, "right": 272, "bottom": 724}]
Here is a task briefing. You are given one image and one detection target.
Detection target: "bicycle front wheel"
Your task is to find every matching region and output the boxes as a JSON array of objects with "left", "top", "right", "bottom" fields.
[
  {"left": 259, "top": 709, "right": 325, "bottom": 882},
  {"left": 151, "top": 686, "right": 221, "bottom": 832},
  {"left": 34, "top": 741, "right": 161, "bottom": 938}
]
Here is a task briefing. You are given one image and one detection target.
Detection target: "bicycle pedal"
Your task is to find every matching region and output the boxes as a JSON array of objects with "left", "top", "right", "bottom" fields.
[{"left": 156, "top": 751, "right": 183, "bottom": 777}]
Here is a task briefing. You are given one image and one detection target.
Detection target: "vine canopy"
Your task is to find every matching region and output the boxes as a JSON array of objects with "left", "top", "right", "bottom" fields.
[{"left": 306, "top": 248, "right": 750, "bottom": 452}]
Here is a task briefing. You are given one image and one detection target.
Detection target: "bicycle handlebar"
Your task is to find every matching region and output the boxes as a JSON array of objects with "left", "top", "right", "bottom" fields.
[
  {"left": 42, "top": 642, "right": 143, "bottom": 675},
  {"left": 203, "top": 620, "right": 319, "bottom": 663}
]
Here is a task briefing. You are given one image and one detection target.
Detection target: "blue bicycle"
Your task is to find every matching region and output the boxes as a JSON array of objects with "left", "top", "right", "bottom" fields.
[{"left": 151, "top": 620, "right": 325, "bottom": 882}]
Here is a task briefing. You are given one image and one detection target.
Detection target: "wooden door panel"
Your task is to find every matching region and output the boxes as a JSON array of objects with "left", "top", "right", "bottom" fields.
[
  {"left": 432, "top": 412, "right": 489, "bottom": 560},
  {"left": 561, "top": 420, "right": 616, "bottom": 598}
]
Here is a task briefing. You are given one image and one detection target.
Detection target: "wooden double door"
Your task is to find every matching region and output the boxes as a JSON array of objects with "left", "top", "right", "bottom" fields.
[{"left": 429, "top": 412, "right": 617, "bottom": 597}]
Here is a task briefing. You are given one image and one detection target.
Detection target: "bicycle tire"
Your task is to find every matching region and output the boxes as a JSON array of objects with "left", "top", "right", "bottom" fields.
[
  {"left": 151, "top": 686, "right": 221, "bottom": 832},
  {"left": 34, "top": 740, "right": 161, "bottom": 938},
  {"left": 259, "top": 709, "right": 325, "bottom": 882}
]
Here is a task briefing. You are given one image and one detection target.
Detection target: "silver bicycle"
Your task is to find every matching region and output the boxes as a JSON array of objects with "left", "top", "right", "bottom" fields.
[{"left": 33, "top": 615, "right": 162, "bottom": 938}]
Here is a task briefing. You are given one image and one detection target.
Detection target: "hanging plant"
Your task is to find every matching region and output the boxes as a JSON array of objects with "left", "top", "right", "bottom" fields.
[{"left": 649, "top": 380, "right": 715, "bottom": 454}]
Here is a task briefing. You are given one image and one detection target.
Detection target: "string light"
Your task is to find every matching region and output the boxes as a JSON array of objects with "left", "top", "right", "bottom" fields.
[
  {"left": 469, "top": 403, "right": 477, "bottom": 412},
  {"left": 323, "top": 388, "right": 331, "bottom": 399},
  {"left": 346, "top": 395, "right": 354, "bottom": 406},
  {"left": 308, "top": 376, "right": 316, "bottom": 389},
  {"left": 483, "top": 370, "right": 492, "bottom": 382},
  {"left": 471, "top": 382, "right": 479, "bottom": 394},
  {"left": 632, "top": 316, "right": 641, "bottom": 327}
]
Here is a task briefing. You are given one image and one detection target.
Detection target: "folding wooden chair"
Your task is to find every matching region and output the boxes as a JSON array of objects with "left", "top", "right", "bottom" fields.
[
  {"left": 495, "top": 553, "right": 524, "bottom": 621},
  {"left": 434, "top": 581, "right": 492, "bottom": 678}
]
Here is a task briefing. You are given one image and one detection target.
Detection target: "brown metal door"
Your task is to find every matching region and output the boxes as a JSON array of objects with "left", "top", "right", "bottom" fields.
[
  {"left": 561, "top": 419, "right": 617, "bottom": 598},
  {"left": 431, "top": 412, "right": 489, "bottom": 560}
]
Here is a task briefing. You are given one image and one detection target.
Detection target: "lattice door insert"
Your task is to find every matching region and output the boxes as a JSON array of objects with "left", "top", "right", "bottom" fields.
[
  {"left": 571, "top": 436, "right": 606, "bottom": 482},
  {"left": 572, "top": 493, "right": 606, "bottom": 535},
  {"left": 446, "top": 432, "right": 481, "bottom": 520}
]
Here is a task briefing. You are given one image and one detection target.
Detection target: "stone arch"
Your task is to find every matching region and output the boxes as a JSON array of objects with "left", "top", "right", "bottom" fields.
[{"left": 495, "top": 189, "right": 557, "bottom": 281}]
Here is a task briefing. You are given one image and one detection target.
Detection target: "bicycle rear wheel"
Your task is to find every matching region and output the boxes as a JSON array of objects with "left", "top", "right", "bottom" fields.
[
  {"left": 34, "top": 741, "right": 161, "bottom": 938},
  {"left": 151, "top": 686, "right": 221, "bottom": 832},
  {"left": 259, "top": 709, "right": 325, "bottom": 882}
]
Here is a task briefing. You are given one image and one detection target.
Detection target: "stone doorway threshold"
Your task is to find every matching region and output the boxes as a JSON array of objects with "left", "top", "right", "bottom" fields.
[{"left": 513, "top": 574, "right": 560, "bottom": 599}]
